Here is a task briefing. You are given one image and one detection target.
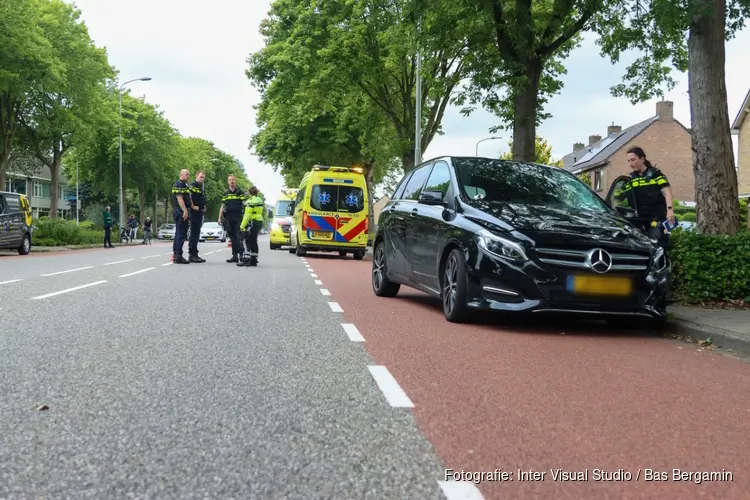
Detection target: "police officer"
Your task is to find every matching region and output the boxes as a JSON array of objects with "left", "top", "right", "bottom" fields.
[
  {"left": 187, "top": 171, "right": 207, "bottom": 263},
  {"left": 218, "top": 174, "right": 246, "bottom": 263},
  {"left": 618, "top": 146, "right": 676, "bottom": 248},
  {"left": 238, "top": 186, "right": 264, "bottom": 267},
  {"left": 171, "top": 169, "right": 191, "bottom": 264}
]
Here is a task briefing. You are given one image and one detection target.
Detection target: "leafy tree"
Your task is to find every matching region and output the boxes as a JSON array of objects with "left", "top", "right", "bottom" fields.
[
  {"left": 248, "top": 0, "right": 472, "bottom": 172},
  {"left": 499, "top": 136, "right": 563, "bottom": 166},
  {"left": 16, "top": 0, "right": 114, "bottom": 219},
  {"left": 594, "top": 0, "right": 750, "bottom": 235},
  {"left": 452, "top": 0, "right": 598, "bottom": 162},
  {"left": 0, "top": 0, "right": 59, "bottom": 188}
]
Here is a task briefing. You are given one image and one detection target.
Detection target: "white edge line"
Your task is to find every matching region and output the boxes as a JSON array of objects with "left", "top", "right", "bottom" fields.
[
  {"left": 308, "top": 269, "right": 314, "bottom": 273},
  {"left": 436, "top": 480, "right": 486, "bottom": 500},
  {"left": 310, "top": 273, "right": 318, "bottom": 278},
  {"left": 328, "top": 301, "right": 343, "bottom": 312},
  {"left": 31, "top": 280, "right": 107, "bottom": 300},
  {"left": 119, "top": 267, "right": 156, "bottom": 278},
  {"left": 367, "top": 366, "right": 414, "bottom": 408},
  {"left": 320, "top": 288, "right": 331, "bottom": 296},
  {"left": 314, "top": 279, "right": 323, "bottom": 285},
  {"left": 40, "top": 266, "right": 93, "bottom": 277},
  {"left": 341, "top": 323, "right": 365, "bottom": 342},
  {"left": 0, "top": 279, "right": 23, "bottom": 285},
  {"left": 161, "top": 262, "right": 173, "bottom": 267},
  {"left": 103, "top": 259, "right": 135, "bottom": 266}
]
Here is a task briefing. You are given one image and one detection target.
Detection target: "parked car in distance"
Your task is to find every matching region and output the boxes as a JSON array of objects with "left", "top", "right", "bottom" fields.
[
  {"left": 371, "top": 156, "right": 670, "bottom": 325},
  {"left": 157, "top": 224, "right": 175, "bottom": 240},
  {"left": 199, "top": 222, "right": 226, "bottom": 242}
]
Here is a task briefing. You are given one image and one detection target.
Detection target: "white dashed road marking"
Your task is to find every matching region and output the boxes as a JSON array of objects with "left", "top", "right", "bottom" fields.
[
  {"left": 310, "top": 274, "right": 318, "bottom": 278},
  {"left": 104, "top": 259, "right": 135, "bottom": 266},
  {"left": 161, "top": 262, "right": 173, "bottom": 267},
  {"left": 320, "top": 288, "right": 331, "bottom": 296},
  {"left": 367, "top": 366, "right": 414, "bottom": 408},
  {"left": 141, "top": 254, "right": 160, "bottom": 259},
  {"left": 0, "top": 279, "right": 22, "bottom": 285},
  {"left": 314, "top": 279, "right": 323, "bottom": 285},
  {"left": 119, "top": 267, "right": 155, "bottom": 278},
  {"left": 31, "top": 280, "right": 108, "bottom": 300},
  {"left": 41, "top": 266, "right": 93, "bottom": 277},
  {"left": 308, "top": 268, "right": 314, "bottom": 273},
  {"left": 203, "top": 251, "right": 215, "bottom": 255},
  {"left": 328, "top": 302, "right": 343, "bottom": 312},
  {"left": 437, "top": 480, "right": 486, "bottom": 500},
  {"left": 341, "top": 323, "right": 365, "bottom": 342}
]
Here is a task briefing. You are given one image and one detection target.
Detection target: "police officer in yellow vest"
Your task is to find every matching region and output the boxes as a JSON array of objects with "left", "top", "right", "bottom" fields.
[{"left": 237, "top": 186, "right": 264, "bottom": 267}]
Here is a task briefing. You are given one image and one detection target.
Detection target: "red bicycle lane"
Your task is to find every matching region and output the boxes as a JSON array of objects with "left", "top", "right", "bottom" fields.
[{"left": 303, "top": 253, "right": 750, "bottom": 500}]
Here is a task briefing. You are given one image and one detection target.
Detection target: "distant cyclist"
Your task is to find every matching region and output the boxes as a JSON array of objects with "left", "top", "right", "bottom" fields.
[
  {"left": 618, "top": 146, "right": 676, "bottom": 248},
  {"left": 141, "top": 217, "right": 152, "bottom": 245}
]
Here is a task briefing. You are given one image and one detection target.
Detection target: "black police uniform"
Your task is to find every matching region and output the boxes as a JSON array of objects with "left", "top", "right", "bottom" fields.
[
  {"left": 171, "top": 178, "right": 191, "bottom": 263},
  {"left": 221, "top": 187, "right": 246, "bottom": 263},
  {"left": 188, "top": 179, "right": 206, "bottom": 262},
  {"left": 619, "top": 166, "right": 672, "bottom": 247}
]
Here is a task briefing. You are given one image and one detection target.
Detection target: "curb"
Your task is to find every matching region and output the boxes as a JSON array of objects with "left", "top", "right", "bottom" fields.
[{"left": 665, "top": 318, "right": 750, "bottom": 355}]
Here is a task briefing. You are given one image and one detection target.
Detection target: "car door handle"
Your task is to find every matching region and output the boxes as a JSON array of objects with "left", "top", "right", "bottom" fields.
[{"left": 410, "top": 208, "right": 418, "bottom": 217}]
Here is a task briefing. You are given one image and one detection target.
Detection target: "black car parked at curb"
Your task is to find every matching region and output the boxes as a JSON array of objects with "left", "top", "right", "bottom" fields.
[{"left": 371, "top": 157, "right": 671, "bottom": 325}]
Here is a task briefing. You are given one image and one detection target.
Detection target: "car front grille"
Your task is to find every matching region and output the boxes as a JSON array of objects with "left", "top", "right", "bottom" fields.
[{"left": 535, "top": 247, "right": 651, "bottom": 272}]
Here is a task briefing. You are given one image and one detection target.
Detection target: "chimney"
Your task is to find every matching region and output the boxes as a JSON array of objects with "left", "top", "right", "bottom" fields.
[
  {"left": 607, "top": 123, "right": 622, "bottom": 136},
  {"left": 588, "top": 134, "right": 602, "bottom": 146},
  {"left": 656, "top": 99, "right": 674, "bottom": 121},
  {"left": 573, "top": 142, "right": 585, "bottom": 152}
]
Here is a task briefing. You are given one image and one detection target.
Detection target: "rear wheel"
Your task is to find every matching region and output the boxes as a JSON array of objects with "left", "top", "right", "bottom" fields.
[
  {"left": 18, "top": 234, "right": 31, "bottom": 255},
  {"left": 270, "top": 242, "right": 280, "bottom": 250},
  {"left": 442, "top": 248, "right": 469, "bottom": 323},
  {"left": 339, "top": 251, "right": 347, "bottom": 258},
  {"left": 353, "top": 250, "right": 365, "bottom": 260},
  {"left": 372, "top": 241, "right": 399, "bottom": 297}
]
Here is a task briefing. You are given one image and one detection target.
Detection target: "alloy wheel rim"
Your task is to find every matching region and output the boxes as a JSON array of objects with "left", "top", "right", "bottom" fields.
[
  {"left": 373, "top": 246, "right": 384, "bottom": 289},
  {"left": 443, "top": 256, "right": 457, "bottom": 314},
  {"left": 24, "top": 237, "right": 30, "bottom": 252}
]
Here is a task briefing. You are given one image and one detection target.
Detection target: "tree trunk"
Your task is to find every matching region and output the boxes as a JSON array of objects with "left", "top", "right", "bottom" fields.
[
  {"left": 0, "top": 148, "right": 9, "bottom": 189},
  {"left": 363, "top": 161, "right": 376, "bottom": 235},
  {"left": 48, "top": 150, "right": 61, "bottom": 219},
  {"left": 688, "top": 0, "right": 739, "bottom": 235},
  {"left": 154, "top": 191, "right": 158, "bottom": 229},
  {"left": 401, "top": 150, "right": 415, "bottom": 172},
  {"left": 164, "top": 196, "right": 169, "bottom": 222},
  {"left": 512, "top": 60, "right": 543, "bottom": 162},
  {"left": 121, "top": 185, "right": 128, "bottom": 226},
  {"left": 139, "top": 182, "right": 146, "bottom": 228}
]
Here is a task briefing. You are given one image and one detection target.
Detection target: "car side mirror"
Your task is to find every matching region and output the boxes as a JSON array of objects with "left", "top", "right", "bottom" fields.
[{"left": 418, "top": 190, "right": 446, "bottom": 206}]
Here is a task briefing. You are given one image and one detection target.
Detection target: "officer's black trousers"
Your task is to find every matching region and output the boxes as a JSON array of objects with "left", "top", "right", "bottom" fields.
[
  {"left": 227, "top": 218, "right": 242, "bottom": 256},
  {"left": 244, "top": 220, "right": 261, "bottom": 257},
  {"left": 172, "top": 209, "right": 189, "bottom": 256},
  {"left": 188, "top": 211, "right": 203, "bottom": 255}
]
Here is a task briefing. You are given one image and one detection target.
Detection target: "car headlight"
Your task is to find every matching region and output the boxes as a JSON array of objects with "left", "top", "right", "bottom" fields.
[
  {"left": 653, "top": 246, "right": 667, "bottom": 271},
  {"left": 475, "top": 229, "right": 528, "bottom": 263}
]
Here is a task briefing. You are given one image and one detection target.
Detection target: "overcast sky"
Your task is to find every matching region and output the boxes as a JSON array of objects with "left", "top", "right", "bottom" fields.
[{"left": 70, "top": 0, "right": 750, "bottom": 205}]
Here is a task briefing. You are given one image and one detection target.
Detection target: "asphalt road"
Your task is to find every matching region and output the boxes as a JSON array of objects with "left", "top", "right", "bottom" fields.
[
  {"left": 305, "top": 252, "right": 750, "bottom": 500},
  {"left": 0, "top": 236, "right": 478, "bottom": 499}
]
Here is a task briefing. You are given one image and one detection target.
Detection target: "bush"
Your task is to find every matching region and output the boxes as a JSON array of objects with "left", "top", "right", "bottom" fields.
[
  {"left": 32, "top": 217, "right": 105, "bottom": 247},
  {"left": 669, "top": 230, "right": 750, "bottom": 303}
]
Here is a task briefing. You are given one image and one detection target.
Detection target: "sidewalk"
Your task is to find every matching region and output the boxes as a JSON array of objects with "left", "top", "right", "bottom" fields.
[{"left": 667, "top": 305, "right": 750, "bottom": 355}]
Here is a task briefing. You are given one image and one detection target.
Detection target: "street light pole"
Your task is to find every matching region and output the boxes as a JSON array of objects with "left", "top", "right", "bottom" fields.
[
  {"left": 118, "top": 77, "right": 152, "bottom": 230},
  {"left": 476, "top": 136, "right": 503, "bottom": 157},
  {"left": 414, "top": 19, "right": 422, "bottom": 167},
  {"left": 75, "top": 161, "right": 79, "bottom": 224}
]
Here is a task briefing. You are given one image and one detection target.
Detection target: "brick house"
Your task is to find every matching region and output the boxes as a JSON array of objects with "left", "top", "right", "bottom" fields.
[
  {"left": 730, "top": 87, "right": 750, "bottom": 199},
  {"left": 561, "top": 100, "right": 695, "bottom": 204}
]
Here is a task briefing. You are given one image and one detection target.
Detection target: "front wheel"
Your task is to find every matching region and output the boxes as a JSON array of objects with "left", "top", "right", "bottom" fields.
[
  {"left": 353, "top": 250, "right": 365, "bottom": 260},
  {"left": 372, "top": 241, "right": 399, "bottom": 297},
  {"left": 442, "top": 248, "right": 469, "bottom": 323},
  {"left": 18, "top": 234, "right": 31, "bottom": 255}
]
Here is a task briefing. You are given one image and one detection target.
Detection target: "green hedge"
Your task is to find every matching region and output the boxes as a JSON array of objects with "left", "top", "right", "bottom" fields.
[
  {"left": 32, "top": 218, "right": 106, "bottom": 247},
  {"left": 669, "top": 229, "right": 750, "bottom": 303}
]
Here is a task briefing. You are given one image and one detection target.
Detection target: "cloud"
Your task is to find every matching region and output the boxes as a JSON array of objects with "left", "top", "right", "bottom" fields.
[{"left": 70, "top": 0, "right": 749, "bottom": 205}]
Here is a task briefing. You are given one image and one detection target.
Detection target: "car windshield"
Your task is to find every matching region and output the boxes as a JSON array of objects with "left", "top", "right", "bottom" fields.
[
  {"left": 162, "top": 224, "right": 175, "bottom": 230},
  {"left": 452, "top": 158, "right": 610, "bottom": 213},
  {"left": 275, "top": 200, "right": 293, "bottom": 216}
]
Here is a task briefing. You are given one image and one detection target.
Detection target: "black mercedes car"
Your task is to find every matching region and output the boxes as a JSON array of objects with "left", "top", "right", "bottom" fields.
[{"left": 371, "top": 156, "right": 670, "bottom": 324}]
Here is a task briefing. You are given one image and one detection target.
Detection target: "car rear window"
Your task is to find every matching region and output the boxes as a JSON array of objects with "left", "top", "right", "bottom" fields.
[{"left": 310, "top": 184, "right": 365, "bottom": 213}]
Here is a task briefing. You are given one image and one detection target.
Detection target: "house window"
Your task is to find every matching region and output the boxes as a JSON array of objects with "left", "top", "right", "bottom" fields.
[
  {"left": 32, "top": 181, "right": 50, "bottom": 198},
  {"left": 594, "top": 170, "right": 602, "bottom": 191}
]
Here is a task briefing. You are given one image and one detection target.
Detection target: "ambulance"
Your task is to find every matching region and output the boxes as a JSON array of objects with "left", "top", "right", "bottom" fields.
[
  {"left": 269, "top": 188, "right": 298, "bottom": 250},
  {"left": 287, "top": 166, "right": 369, "bottom": 260}
]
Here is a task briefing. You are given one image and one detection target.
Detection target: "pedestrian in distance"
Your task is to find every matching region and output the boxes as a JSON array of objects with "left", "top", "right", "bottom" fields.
[
  {"left": 218, "top": 174, "right": 246, "bottom": 263},
  {"left": 171, "top": 168, "right": 192, "bottom": 264},
  {"left": 238, "top": 186, "right": 264, "bottom": 267},
  {"left": 187, "top": 171, "right": 207, "bottom": 263},
  {"left": 103, "top": 206, "right": 114, "bottom": 248},
  {"left": 141, "top": 217, "right": 153, "bottom": 244}
]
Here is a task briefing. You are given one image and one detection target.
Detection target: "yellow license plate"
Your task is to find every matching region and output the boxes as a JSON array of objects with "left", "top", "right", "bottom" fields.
[
  {"left": 311, "top": 231, "right": 331, "bottom": 239},
  {"left": 568, "top": 275, "right": 633, "bottom": 296}
]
